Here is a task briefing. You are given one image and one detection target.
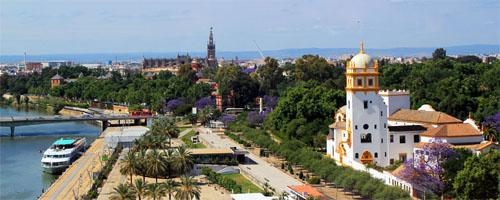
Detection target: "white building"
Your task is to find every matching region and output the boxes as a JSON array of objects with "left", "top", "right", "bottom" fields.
[{"left": 326, "top": 42, "right": 500, "bottom": 198}]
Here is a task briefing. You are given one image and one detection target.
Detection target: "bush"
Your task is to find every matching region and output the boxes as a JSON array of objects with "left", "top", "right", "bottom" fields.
[
  {"left": 175, "top": 103, "right": 193, "bottom": 116},
  {"left": 308, "top": 177, "right": 321, "bottom": 184}
]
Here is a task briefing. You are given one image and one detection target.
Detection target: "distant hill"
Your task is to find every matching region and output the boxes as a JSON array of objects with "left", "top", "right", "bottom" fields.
[{"left": 1, "top": 44, "right": 498, "bottom": 64}]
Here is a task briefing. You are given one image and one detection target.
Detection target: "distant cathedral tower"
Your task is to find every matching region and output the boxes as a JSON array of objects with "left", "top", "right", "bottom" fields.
[{"left": 207, "top": 27, "right": 217, "bottom": 68}]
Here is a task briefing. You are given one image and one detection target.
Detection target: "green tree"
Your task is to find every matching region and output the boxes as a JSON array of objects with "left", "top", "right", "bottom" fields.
[
  {"left": 146, "top": 183, "right": 166, "bottom": 200},
  {"left": 453, "top": 149, "right": 500, "bottom": 199},
  {"left": 177, "top": 64, "right": 198, "bottom": 82},
  {"left": 146, "top": 149, "right": 166, "bottom": 184},
  {"left": 130, "top": 179, "right": 148, "bottom": 200},
  {"left": 433, "top": 48, "right": 447, "bottom": 60},
  {"left": 110, "top": 183, "right": 134, "bottom": 200},
  {"left": 163, "top": 179, "right": 179, "bottom": 200},
  {"left": 120, "top": 151, "right": 138, "bottom": 184},
  {"left": 294, "top": 55, "right": 334, "bottom": 82},
  {"left": 175, "top": 174, "right": 201, "bottom": 200},
  {"left": 174, "top": 145, "right": 194, "bottom": 173},
  {"left": 260, "top": 57, "right": 284, "bottom": 95}
]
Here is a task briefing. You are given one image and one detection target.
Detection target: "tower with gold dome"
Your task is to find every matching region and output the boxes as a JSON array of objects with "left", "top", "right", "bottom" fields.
[{"left": 329, "top": 42, "right": 389, "bottom": 167}]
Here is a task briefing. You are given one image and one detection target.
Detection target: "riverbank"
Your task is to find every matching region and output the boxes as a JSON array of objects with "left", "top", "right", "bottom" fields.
[{"left": 39, "top": 127, "right": 116, "bottom": 200}]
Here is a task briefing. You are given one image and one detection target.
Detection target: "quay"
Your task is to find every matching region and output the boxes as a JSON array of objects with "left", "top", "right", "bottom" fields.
[{"left": 39, "top": 126, "right": 145, "bottom": 200}]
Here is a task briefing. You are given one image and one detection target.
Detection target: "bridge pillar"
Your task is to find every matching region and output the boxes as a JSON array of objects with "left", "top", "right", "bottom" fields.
[
  {"left": 134, "top": 119, "right": 141, "bottom": 126},
  {"left": 102, "top": 120, "right": 108, "bottom": 131},
  {"left": 10, "top": 125, "right": 15, "bottom": 137},
  {"left": 146, "top": 118, "right": 152, "bottom": 128}
]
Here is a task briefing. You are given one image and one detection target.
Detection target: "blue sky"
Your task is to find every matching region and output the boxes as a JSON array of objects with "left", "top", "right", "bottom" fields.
[{"left": 1, "top": 0, "right": 498, "bottom": 55}]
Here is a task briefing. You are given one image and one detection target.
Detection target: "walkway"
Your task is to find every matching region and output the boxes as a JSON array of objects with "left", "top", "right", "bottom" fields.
[
  {"left": 96, "top": 148, "right": 129, "bottom": 200},
  {"left": 197, "top": 128, "right": 303, "bottom": 194},
  {"left": 40, "top": 127, "right": 128, "bottom": 200}
]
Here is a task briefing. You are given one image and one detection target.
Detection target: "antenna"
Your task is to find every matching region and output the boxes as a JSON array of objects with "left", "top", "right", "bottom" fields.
[{"left": 253, "top": 40, "right": 265, "bottom": 60}]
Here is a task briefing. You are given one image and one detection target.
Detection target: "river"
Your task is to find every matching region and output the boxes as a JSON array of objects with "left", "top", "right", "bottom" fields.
[{"left": 0, "top": 107, "right": 101, "bottom": 200}]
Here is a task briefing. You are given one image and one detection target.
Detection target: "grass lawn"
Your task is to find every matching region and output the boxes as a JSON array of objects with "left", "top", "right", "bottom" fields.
[
  {"left": 222, "top": 173, "right": 262, "bottom": 193},
  {"left": 181, "top": 130, "right": 207, "bottom": 148}
]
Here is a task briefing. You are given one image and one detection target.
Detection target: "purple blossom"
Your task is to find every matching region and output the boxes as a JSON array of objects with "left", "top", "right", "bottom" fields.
[
  {"left": 242, "top": 68, "right": 256, "bottom": 73},
  {"left": 397, "top": 137, "right": 456, "bottom": 195},
  {"left": 166, "top": 98, "right": 188, "bottom": 112},
  {"left": 247, "top": 111, "right": 265, "bottom": 126},
  {"left": 263, "top": 95, "right": 278, "bottom": 109},
  {"left": 482, "top": 112, "right": 500, "bottom": 131},
  {"left": 219, "top": 115, "right": 236, "bottom": 125},
  {"left": 195, "top": 97, "right": 216, "bottom": 110}
]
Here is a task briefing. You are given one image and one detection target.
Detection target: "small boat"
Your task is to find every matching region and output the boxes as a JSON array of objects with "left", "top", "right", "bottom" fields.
[{"left": 41, "top": 138, "right": 87, "bottom": 174}]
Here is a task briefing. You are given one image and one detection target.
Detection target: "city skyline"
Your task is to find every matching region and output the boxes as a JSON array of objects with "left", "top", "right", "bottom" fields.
[{"left": 1, "top": 0, "right": 499, "bottom": 55}]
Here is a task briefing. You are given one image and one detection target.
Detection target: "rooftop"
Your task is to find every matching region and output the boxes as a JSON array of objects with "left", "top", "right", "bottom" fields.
[
  {"left": 388, "top": 109, "right": 462, "bottom": 124},
  {"left": 54, "top": 139, "right": 76, "bottom": 145},
  {"left": 51, "top": 74, "right": 64, "bottom": 80},
  {"left": 420, "top": 123, "right": 482, "bottom": 138},
  {"left": 288, "top": 185, "right": 327, "bottom": 200}
]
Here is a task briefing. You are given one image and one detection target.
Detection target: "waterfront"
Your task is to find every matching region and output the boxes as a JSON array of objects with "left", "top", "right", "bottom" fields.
[{"left": 0, "top": 107, "right": 101, "bottom": 200}]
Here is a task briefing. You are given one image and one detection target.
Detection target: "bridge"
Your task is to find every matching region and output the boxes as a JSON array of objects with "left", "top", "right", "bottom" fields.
[{"left": 0, "top": 115, "right": 156, "bottom": 136}]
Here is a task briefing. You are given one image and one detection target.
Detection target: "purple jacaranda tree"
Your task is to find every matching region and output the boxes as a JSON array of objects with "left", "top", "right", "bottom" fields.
[
  {"left": 166, "top": 98, "right": 188, "bottom": 112},
  {"left": 242, "top": 68, "right": 256, "bottom": 73},
  {"left": 195, "top": 97, "right": 216, "bottom": 110},
  {"left": 482, "top": 112, "right": 500, "bottom": 141},
  {"left": 397, "top": 137, "right": 457, "bottom": 196},
  {"left": 247, "top": 111, "right": 265, "bottom": 126},
  {"left": 263, "top": 95, "right": 278, "bottom": 109},
  {"left": 219, "top": 115, "right": 236, "bottom": 126}
]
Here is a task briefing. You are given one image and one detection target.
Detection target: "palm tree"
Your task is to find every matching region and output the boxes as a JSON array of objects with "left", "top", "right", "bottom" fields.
[
  {"left": 164, "top": 148, "right": 175, "bottom": 178},
  {"left": 120, "top": 151, "right": 138, "bottom": 184},
  {"left": 146, "top": 183, "right": 166, "bottom": 200},
  {"left": 154, "top": 117, "right": 180, "bottom": 148},
  {"left": 110, "top": 183, "right": 134, "bottom": 200},
  {"left": 163, "top": 179, "right": 180, "bottom": 200},
  {"left": 483, "top": 122, "right": 499, "bottom": 142},
  {"left": 147, "top": 149, "right": 166, "bottom": 184},
  {"left": 136, "top": 149, "right": 148, "bottom": 182},
  {"left": 175, "top": 174, "right": 201, "bottom": 200},
  {"left": 174, "top": 145, "right": 194, "bottom": 173},
  {"left": 130, "top": 179, "right": 148, "bottom": 200}
]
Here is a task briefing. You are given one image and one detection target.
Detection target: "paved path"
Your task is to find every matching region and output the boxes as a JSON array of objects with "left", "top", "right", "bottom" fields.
[
  {"left": 97, "top": 148, "right": 129, "bottom": 200},
  {"left": 197, "top": 128, "right": 303, "bottom": 194}
]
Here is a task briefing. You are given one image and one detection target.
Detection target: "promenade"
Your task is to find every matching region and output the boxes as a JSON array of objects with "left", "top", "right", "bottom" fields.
[{"left": 40, "top": 127, "right": 117, "bottom": 200}]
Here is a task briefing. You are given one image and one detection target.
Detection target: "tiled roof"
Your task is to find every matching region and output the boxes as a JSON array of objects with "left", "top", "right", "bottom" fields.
[
  {"left": 329, "top": 121, "right": 346, "bottom": 129},
  {"left": 288, "top": 185, "right": 327, "bottom": 200},
  {"left": 388, "top": 109, "right": 461, "bottom": 124},
  {"left": 338, "top": 105, "right": 346, "bottom": 114},
  {"left": 420, "top": 123, "right": 482, "bottom": 138}
]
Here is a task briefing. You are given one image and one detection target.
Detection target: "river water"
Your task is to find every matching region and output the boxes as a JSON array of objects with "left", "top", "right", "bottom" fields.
[{"left": 0, "top": 107, "right": 101, "bottom": 200}]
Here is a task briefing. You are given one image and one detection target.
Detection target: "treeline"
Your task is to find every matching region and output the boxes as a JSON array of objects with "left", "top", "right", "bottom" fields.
[{"left": 227, "top": 117, "right": 410, "bottom": 199}]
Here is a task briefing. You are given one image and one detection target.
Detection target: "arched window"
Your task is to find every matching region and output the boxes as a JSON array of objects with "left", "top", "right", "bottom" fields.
[
  {"left": 355, "top": 153, "right": 359, "bottom": 159},
  {"left": 361, "top": 133, "right": 372, "bottom": 143},
  {"left": 375, "top": 152, "right": 378, "bottom": 158}
]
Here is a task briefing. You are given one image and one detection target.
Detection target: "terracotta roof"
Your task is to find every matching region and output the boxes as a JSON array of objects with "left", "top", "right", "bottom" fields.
[
  {"left": 288, "top": 185, "right": 327, "bottom": 200},
  {"left": 329, "top": 121, "right": 346, "bottom": 129},
  {"left": 420, "top": 123, "right": 482, "bottom": 138},
  {"left": 388, "top": 109, "right": 461, "bottom": 124},
  {"left": 452, "top": 141, "right": 500, "bottom": 150}
]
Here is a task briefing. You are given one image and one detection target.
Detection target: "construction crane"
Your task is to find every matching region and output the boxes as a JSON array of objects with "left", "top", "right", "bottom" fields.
[{"left": 253, "top": 40, "right": 265, "bottom": 60}]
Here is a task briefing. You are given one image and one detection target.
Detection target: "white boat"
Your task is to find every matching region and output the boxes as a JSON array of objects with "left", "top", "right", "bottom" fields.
[{"left": 41, "top": 138, "right": 87, "bottom": 174}]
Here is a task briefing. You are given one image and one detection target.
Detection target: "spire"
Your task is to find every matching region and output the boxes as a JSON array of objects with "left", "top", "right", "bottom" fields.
[
  {"left": 209, "top": 27, "right": 213, "bottom": 43},
  {"left": 359, "top": 41, "right": 364, "bottom": 54}
]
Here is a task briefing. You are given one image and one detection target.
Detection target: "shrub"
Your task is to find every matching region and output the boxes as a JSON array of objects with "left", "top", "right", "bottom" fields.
[{"left": 309, "top": 177, "right": 321, "bottom": 184}]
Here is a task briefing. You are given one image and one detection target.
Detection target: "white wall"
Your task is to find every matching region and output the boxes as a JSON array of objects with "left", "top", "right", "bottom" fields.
[{"left": 388, "top": 132, "right": 420, "bottom": 163}]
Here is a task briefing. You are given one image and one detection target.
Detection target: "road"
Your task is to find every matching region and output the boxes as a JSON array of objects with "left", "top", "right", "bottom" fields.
[{"left": 197, "top": 127, "right": 302, "bottom": 194}]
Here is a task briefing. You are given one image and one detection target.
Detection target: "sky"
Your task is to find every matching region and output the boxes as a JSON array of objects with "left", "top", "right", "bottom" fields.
[{"left": 1, "top": 0, "right": 499, "bottom": 55}]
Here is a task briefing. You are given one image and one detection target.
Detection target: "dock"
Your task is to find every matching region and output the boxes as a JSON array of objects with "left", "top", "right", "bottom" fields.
[{"left": 39, "top": 127, "right": 117, "bottom": 200}]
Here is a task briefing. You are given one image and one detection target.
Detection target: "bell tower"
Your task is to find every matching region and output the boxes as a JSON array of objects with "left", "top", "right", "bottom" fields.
[
  {"left": 207, "top": 27, "right": 217, "bottom": 68},
  {"left": 340, "top": 42, "right": 389, "bottom": 166}
]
